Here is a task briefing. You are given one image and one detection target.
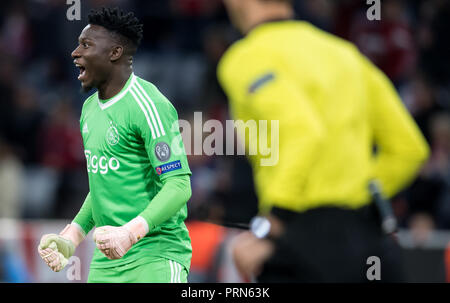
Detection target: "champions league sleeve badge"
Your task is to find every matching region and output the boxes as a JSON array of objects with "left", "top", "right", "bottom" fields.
[{"left": 155, "top": 142, "right": 171, "bottom": 162}]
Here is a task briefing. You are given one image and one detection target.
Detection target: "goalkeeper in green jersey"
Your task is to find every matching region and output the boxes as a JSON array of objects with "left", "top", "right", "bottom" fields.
[{"left": 37, "top": 7, "right": 192, "bottom": 283}]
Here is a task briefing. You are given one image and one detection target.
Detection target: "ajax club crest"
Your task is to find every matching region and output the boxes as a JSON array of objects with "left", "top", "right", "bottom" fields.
[{"left": 106, "top": 121, "right": 120, "bottom": 146}]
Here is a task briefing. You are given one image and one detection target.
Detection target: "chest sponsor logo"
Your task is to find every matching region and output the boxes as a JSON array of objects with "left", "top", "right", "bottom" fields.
[
  {"left": 85, "top": 149, "right": 120, "bottom": 174},
  {"left": 155, "top": 160, "right": 182, "bottom": 175},
  {"left": 106, "top": 121, "right": 120, "bottom": 146}
]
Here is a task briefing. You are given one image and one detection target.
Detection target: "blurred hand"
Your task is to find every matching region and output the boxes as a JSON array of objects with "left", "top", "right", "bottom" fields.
[{"left": 231, "top": 231, "right": 275, "bottom": 280}]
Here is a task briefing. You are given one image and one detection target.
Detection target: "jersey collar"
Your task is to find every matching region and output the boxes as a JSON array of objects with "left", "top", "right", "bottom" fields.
[
  {"left": 246, "top": 17, "right": 294, "bottom": 36},
  {"left": 98, "top": 73, "right": 136, "bottom": 110}
]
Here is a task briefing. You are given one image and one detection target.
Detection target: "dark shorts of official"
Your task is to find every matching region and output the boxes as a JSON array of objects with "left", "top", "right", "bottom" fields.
[{"left": 258, "top": 203, "right": 405, "bottom": 283}]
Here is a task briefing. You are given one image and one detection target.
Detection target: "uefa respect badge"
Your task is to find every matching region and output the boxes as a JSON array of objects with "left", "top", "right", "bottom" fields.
[{"left": 155, "top": 160, "right": 182, "bottom": 175}]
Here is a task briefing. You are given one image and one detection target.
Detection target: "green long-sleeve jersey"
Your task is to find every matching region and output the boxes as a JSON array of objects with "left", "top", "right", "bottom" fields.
[{"left": 73, "top": 73, "right": 192, "bottom": 270}]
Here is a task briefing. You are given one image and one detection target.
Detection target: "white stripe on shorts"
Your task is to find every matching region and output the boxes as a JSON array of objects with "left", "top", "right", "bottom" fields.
[{"left": 169, "top": 260, "right": 183, "bottom": 283}]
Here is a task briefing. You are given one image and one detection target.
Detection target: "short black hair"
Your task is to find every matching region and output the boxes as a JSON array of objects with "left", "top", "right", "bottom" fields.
[
  {"left": 260, "top": 0, "right": 293, "bottom": 3},
  {"left": 88, "top": 7, "right": 143, "bottom": 54}
]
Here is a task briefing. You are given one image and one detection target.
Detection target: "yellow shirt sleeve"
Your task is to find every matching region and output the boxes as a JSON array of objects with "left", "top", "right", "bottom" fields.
[
  {"left": 218, "top": 46, "right": 325, "bottom": 212},
  {"left": 362, "top": 54, "right": 430, "bottom": 198}
]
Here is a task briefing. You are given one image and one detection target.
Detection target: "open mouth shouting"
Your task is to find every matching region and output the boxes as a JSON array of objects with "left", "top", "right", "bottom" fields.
[{"left": 74, "top": 61, "right": 87, "bottom": 82}]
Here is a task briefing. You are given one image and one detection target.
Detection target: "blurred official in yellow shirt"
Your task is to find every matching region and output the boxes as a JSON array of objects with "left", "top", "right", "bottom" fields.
[{"left": 218, "top": 0, "right": 429, "bottom": 282}]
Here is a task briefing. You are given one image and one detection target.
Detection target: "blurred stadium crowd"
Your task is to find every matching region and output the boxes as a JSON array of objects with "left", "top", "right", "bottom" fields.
[{"left": 0, "top": 0, "right": 449, "bottom": 282}]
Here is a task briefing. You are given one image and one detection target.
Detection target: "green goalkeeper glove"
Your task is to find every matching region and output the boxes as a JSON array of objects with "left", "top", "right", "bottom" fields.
[{"left": 37, "top": 223, "right": 85, "bottom": 272}]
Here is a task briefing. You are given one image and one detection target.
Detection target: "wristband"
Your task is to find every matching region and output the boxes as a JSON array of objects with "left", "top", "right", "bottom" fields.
[{"left": 250, "top": 216, "right": 272, "bottom": 239}]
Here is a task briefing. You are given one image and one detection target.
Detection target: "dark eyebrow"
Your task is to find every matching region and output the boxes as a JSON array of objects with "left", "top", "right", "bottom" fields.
[{"left": 78, "top": 37, "right": 92, "bottom": 43}]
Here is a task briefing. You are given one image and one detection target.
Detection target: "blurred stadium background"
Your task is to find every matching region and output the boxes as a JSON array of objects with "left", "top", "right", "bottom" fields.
[{"left": 0, "top": 0, "right": 449, "bottom": 282}]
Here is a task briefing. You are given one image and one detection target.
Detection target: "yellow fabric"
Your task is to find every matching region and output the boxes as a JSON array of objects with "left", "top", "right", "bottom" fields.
[{"left": 217, "top": 20, "right": 429, "bottom": 214}]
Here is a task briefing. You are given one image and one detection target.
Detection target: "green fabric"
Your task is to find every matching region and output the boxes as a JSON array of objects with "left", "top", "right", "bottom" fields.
[
  {"left": 139, "top": 174, "right": 191, "bottom": 232},
  {"left": 87, "top": 257, "right": 188, "bottom": 283},
  {"left": 72, "top": 192, "right": 96, "bottom": 236},
  {"left": 78, "top": 73, "right": 192, "bottom": 270}
]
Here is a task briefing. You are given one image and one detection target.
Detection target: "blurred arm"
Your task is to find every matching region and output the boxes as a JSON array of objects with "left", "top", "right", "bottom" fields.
[{"left": 363, "top": 55, "right": 430, "bottom": 198}]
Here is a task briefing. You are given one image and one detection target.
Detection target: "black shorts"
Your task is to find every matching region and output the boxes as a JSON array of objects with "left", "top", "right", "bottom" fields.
[{"left": 257, "top": 204, "right": 405, "bottom": 283}]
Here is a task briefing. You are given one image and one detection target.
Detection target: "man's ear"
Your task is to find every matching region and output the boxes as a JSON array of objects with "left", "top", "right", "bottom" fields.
[{"left": 110, "top": 45, "right": 124, "bottom": 62}]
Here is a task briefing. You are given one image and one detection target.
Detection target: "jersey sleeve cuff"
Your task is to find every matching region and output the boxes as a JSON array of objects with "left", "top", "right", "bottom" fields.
[
  {"left": 71, "top": 221, "right": 87, "bottom": 238},
  {"left": 125, "top": 216, "right": 151, "bottom": 241}
]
